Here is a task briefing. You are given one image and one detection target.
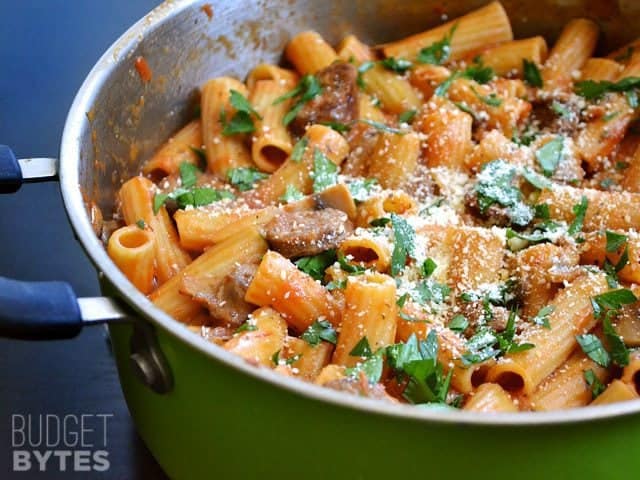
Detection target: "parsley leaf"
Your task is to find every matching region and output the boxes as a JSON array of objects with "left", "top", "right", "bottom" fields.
[
  {"left": 535, "top": 136, "right": 564, "bottom": 177},
  {"left": 606, "top": 231, "right": 628, "bottom": 253},
  {"left": 350, "top": 336, "right": 372, "bottom": 357},
  {"left": 326, "top": 278, "right": 347, "bottom": 291},
  {"left": 576, "top": 334, "right": 610, "bottom": 367},
  {"left": 179, "top": 161, "right": 199, "bottom": 189},
  {"left": 274, "top": 74, "right": 323, "bottom": 125},
  {"left": 523, "top": 59, "right": 543, "bottom": 87},
  {"left": 421, "top": 258, "right": 437, "bottom": 278},
  {"left": 311, "top": 148, "right": 338, "bottom": 193},
  {"left": 227, "top": 167, "right": 268, "bottom": 191},
  {"left": 220, "top": 90, "right": 262, "bottom": 136},
  {"left": 398, "top": 109, "right": 418, "bottom": 124},
  {"left": 521, "top": 167, "right": 553, "bottom": 190},
  {"left": 390, "top": 213, "right": 416, "bottom": 276},
  {"left": 412, "top": 280, "right": 451, "bottom": 305},
  {"left": 386, "top": 332, "right": 452, "bottom": 404},
  {"left": 152, "top": 193, "right": 169, "bottom": 214},
  {"left": 295, "top": 250, "right": 337, "bottom": 281},
  {"left": 236, "top": 321, "right": 257, "bottom": 333},
  {"left": 417, "top": 24, "right": 457, "bottom": 65},
  {"left": 591, "top": 288, "right": 637, "bottom": 318},
  {"left": 345, "top": 351, "right": 385, "bottom": 384},
  {"left": 472, "top": 87, "right": 502, "bottom": 107},
  {"left": 174, "top": 188, "right": 235, "bottom": 209},
  {"left": 279, "top": 184, "right": 304, "bottom": 203},
  {"left": 319, "top": 121, "right": 351, "bottom": 133},
  {"left": 584, "top": 369, "right": 606, "bottom": 399},
  {"left": 575, "top": 77, "right": 640, "bottom": 100},
  {"left": 300, "top": 319, "right": 337, "bottom": 346},
  {"left": 474, "top": 160, "right": 534, "bottom": 227},
  {"left": 337, "top": 252, "right": 367, "bottom": 275},
  {"left": 290, "top": 137, "right": 308, "bottom": 163},
  {"left": 448, "top": 314, "right": 469, "bottom": 333},
  {"left": 463, "top": 61, "right": 495, "bottom": 84},
  {"left": 603, "top": 315, "right": 630, "bottom": 366},
  {"left": 135, "top": 219, "right": 146, "bottom": 230},
  {"left": 359, "top": 119, "right": 406, "bottom": 135},
  {"left": 380, "top": 57, "right": 413, "bottom": 73},
  {"left": 348, "top": 178, "right": 378, "bottom": 202},
  {"left": 531, "top": 305, "right": 554, "bottom": 329},
  {"left": 567, "top": 196, "right": 588, "bottom": 237}
]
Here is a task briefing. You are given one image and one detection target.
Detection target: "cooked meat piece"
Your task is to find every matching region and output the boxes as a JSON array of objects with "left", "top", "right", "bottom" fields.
[
  {"left": 264, "top": 208, "right": 353, "bottom": 258},
  {"left": 181, "top": 263, "right": 258, "bottom": 327},
  {"left": 290, "top": 62, "right": 359, "bottom": 134}
]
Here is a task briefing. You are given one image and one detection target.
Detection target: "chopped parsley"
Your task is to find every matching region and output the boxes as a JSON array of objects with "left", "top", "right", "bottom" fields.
[
  {"left": 523, "top": 59, "right": 543, "bottom": 88},
  {"left": 311, "top": 148, "right": 338, "bottom": 192},
  {"left": 274, "top": 74, "right": 322, "bottom": 125},
  {"left": 461, "top": 310, "right": 534, "bottom": 366},
  {"left": 386, "top": 332, "right": 453, "bottom": 405},
  {"left": 575, "top": 77, "right": 640, "bottom": 101},
  {"left": 279, "top": 184, "right": 304, "bottom": 203},
  {"left": 584, "top": 369, "right": 605, "bottom": 399},
  {"left": 535, "top": 136, "right": 564, "bottom": 177},
  {"left": 420, "top": 258, "right": 437, "bottom": 278},
  {"left": 345, "top": 351, "right": 385, "bottom": 384},
  {"left": 235, "top": 321, "right": 257, "bottom": 333},
  {"left": 474, "top": 160, "right": 534, "bottom": 227},
  {"left": 349, "top": 336, "right": 373, "bottom": 357},
  {"left": 606, "top": 231, "right": 628, "bottom": 253},
  {"left": 591, "top": 288, "right": 637, "bottom": 319},
  {"left": 379, "top": 57, "right": 413, "bottom": 73},
  {"left": 290, "top": 137, "right": 308, "bottom": 163},
  {"left": 348, "top": 178, "right": 378, "bottom": 202},
  {"left": 326, "top": 278, "right": 347, "bottom": 291},
  {"left": 472, "top": 87, "right": 502, "bottom": 107},
  {"left": 398, "top": 109, "right": 418, "bottom": 124},
  {"left": 417, "top": 24, "right": 457, "bottom": 65},
  {"left": 300, "top": 319, "right": 337, "bottom": 346},
  {"left": 272, "top": 350, "right": 302, "bottom": 366},
  {"left": 227, "top": 167, "right": 268, "bottom": 191},
  {"left": 179, "top": 162, "right": 199, "bottom": 188},
  {"left": 531, "top": 305, "right": 554, "bottom": 329},
  {"left": 412, "top": 280, "right": 451, "bottom": 305},
  {"left": 390, "top": 213, "right": 416, "bottom": 276},
  {"left": 567, "top": 196, "right": 588, "bottom": 237},
  {"left": 295, "top": 250, "right": 337, "bottom": 281},
  {"left": 359, "top": 119, "right": 406, "bottom": 134},
  {"left": 135, "top": 219, "right": 146, "bottom": 230},
  {"left": 603, "top": 316, "right": 630, "bottom": 367},
  {"left": 522, "top": 167, "right": 553, "bottom": 190},
  {"left": 220, "top": 90, "right": 262, "bottom": 135},
  {"left": 462, "top": 60, "right": 495, "bottom": 84},
  {"left": 337, "top": 253, "right": 367, "bottom": 275},
  {"left": 319, "top": 121, "right": 351, "bottom": 133},
  {"left": 356, "top": 61, "right": 375, "bottom": 89},
  {"left": 576, "top": 334, "right": 610, "bottom": 367},
  {"left": 448, "top": 315, "right": 469, "bottom": 333}
]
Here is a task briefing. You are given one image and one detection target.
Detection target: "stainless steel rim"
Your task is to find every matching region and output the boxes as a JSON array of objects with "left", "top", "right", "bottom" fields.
[{"left": 59, "top": 0, "right": 640, "bottom": 426}]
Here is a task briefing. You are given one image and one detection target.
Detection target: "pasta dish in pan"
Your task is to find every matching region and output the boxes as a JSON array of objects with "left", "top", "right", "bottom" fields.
[{"left": 106, "top": 1, "right": 640, "bottom": 412}]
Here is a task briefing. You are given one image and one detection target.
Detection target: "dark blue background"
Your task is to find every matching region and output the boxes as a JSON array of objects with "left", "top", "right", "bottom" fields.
[{"left": 0, "top": 1, "right": 167, "bottom": 478}]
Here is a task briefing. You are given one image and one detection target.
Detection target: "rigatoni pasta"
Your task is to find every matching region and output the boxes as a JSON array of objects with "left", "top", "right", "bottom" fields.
[{"left": 106, "top": 2, "right": 640, "bottom": 413}]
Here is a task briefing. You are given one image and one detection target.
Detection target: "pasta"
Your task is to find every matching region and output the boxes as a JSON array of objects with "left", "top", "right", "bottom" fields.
[{"left": 107, "top": 3, "right": 640, "bottom": 413}]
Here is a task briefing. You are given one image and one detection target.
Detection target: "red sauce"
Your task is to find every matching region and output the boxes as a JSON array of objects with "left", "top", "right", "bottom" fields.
[
  {"left": 201, "top": 4, "right": 213, "bottom": 20},
  {"left": 134, "top": 56, "right": 152, "bottom": 83}
]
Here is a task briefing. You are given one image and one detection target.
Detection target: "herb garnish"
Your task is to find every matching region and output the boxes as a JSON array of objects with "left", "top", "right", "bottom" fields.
[
  {"left": 536, "top": 136, "right": 564, "bottom": 177},
  {"left": 523, "top": 59, "right": 543, "bottom": 88},
  {"left": 273, "top": 74, "right": 323, "bottom": 125},
  {"left": 390, "top": 213, "right": 416, "bottom": 276},
  {"left": 295, "top": 250, "right": 337, "bottom": 281},
  {"left": 220, "top": 90, "right": 262, "bottom": 135},
  {"left": 311, "top": 148, "right": 338, "bottom": 193},
  {"left": 300, "top": 319, "right": 337, "bottom": 346},
  {"left": 227, "top": 167, "right": 268, "bottom": 191},
  {"left": 417, "top": 25, "right": 458, "bottom": 65}
]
